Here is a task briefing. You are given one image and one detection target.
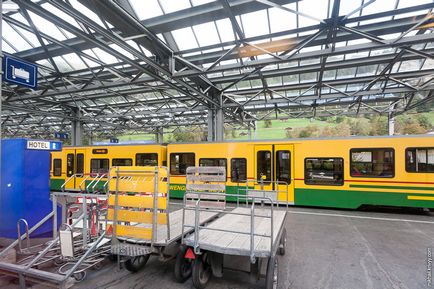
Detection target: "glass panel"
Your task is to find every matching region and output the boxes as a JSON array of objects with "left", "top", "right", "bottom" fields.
[
  {"left": 53, "top": 159, "right": 62, "bottom": 176},
  {"left": 90, "top": 159, "right": 109, "bottom": 174},
  {"left": 136, "top": 153, "right": 158, "bottom": 166},
  {"left": 170, "top": 153, "right": 195, "bottom": 175},
  {"left": 257, "top": 151, "right": 272, "bottom": 182},
  {"left": 351, "top": 148, "right": 394, "bottom": 177},
  {"left": 231, "top": 158, "right": 247, "bottom": 183},
  {"left": 67, "top": 153, "right": 74, "bottom": 177},
  {"left": 305, "top": 158, "right": 344, "bottom": 185},
  {"left": 406, "top": 148, "right": 434, "bottom": 172},
  {"left": 76, "top": 154, "right": 84, "bottom": 174},
  {"left": 276, "top": 150, "right": 290, "bottom": 183},
  {"left": 112, "top": 158, "right": 132, "bottom": 166}
]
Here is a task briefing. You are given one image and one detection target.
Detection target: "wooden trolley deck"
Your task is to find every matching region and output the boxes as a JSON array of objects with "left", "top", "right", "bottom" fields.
[
  {"left": 117, "top": 209, "right": 219, "bottom": 245},
  {"left": 184, "top": 207, "right": 286, "bottom": 257}
]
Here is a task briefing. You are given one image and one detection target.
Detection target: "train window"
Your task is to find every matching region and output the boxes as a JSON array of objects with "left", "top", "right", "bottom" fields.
[
  {"left": 112, "top": 158, "right": 132, "bottom": 166},
  {"left": 66, "top": 154, "right": 74, "bottom": 177},
  {"left": 170, "top": 153, "right": 195, "bottom": 175},
  {"left": 276, "top": 151, "right": 291, "bottom": 184},
  {"left": 199, "top": 158, "right": 227, "bottom": 173},
  {"left": 231, "top": 158, "right": 247, "bottom": 183},
  {"left": 257, "top": 151, "right": 272, "bottom": 182},
  {"left": 76, "top": 154, "right": 84, "bottom": 174},
  {"left": 90, "top": 159, "right": 109, "bottom": 174},
  {"left": 350, "top": 148, "right": 394, "bottom": 178},
  {"left": 305, "top": 158, "right": 344, "bottom": 186},
  {"left": 136, "top": 153, "right": 158, "bottom": 166},
  {"left": 53, "top": 159, "right": 62, "bottom": 176},
  {"left": 406, "top": 148, "right": 434, "bottom": 173}
]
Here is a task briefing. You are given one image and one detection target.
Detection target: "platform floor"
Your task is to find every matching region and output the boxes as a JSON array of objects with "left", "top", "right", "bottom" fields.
[{"left": 2, "top": 204, "right": 434, "bottom": 289}]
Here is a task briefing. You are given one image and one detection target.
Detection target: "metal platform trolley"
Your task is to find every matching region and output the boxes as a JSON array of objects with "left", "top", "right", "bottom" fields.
[
  {"left": 179, "top": 173, "right": 288, "bottom": 289},
  {"left": 106, "top": 166, "right": 220, "bottom": 273}
]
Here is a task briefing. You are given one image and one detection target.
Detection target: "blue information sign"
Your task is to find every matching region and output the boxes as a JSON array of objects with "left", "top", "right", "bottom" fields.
[
  {"left": 54, "top": 132, "right": 69, "bottom": 139},
  {"left": 110, "top": 138, "right": 119, "bottom": 143},
  {"left": 3, "top": 55, "right": 38, "bottom": 89}
]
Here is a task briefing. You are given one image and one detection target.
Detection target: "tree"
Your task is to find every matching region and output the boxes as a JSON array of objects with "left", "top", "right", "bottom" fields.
[
  {"left": 263, "top": 119, "right": 273, "bottom": 128},
  {"left": 349, "top": 118, "right": 370, "bottom": 136},
  {"left": 369, "top": 116, "right": 388, "bottom": 135},
  {"left": 416, "top": 114, "right": 432, "bottom": 130}
]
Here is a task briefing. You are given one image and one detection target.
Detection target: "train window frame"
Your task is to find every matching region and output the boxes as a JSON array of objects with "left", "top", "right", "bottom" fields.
[
  {"left": 350, "top": 148, "right": 395, "bottom": 178},
  {"left": 199, "top": 158, "right": 227, "bottom": 173},
  {"left": 304, "top": 157, "right": 344, "bottom": 186},
  {"left": 66, "top": 153, "right": 74, "bottom": 177},
  {"left": 257, "top": 150, "right": 272, "bottom": 182},
  {"left": 112, "top": 158, "right": 133, "bottom": 166},
  {"left": 90, "top": 158, "right": 109, "bottom": 174},
  {"left": 405, "top": 147, "right": 434, "bottom": 173},
  {"left": 276, "top": 150, "right": 291, "bottom": 184},
  {"left": 76, "top": 153, "right": 84, "bottom": 174},
  {"left": 135, "top": 153, "right": 158, "bottom": 166},
  {"left": 170, "top": 153, "right": 195, "bottom": 175},
  {"left": 53, "top": 159, "right": 62, "bottom": 176},
  {"left": 231, "top": 158, "right": 247, "bottom": 183}
]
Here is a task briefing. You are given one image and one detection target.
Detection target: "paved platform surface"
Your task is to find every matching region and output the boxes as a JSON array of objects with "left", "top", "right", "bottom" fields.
[{"left": 2, "top": 205, "right": 434, "bottom": 289}]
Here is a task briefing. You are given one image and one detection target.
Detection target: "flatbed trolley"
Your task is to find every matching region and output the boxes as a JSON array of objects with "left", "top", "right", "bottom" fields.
[
  {"left": 179, "top": 175, "right": 288, "bottom": 289},
  {"left": 106, "top": 166, "right": 221, "bottom": 273}
]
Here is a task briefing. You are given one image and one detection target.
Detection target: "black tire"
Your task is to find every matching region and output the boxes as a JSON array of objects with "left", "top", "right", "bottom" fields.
[
  {"left": 107, "top": 254, "right": 118, "bottom": 262},
  {"left": 192, "top": 253, "right": 211, "bottom": 289},
  {"left": 174, "top": 245, "right": 193, "bottom": 283},
  {"left": 73, "top": 271, "right": 86, "bottom": 282},
  {"left": 124, "top": 254, "right": 150, "bottom": 272},
  {"left": 278, "top": 228, "right": 286, "bottom": 256},
  {"left": 265, "top": 257, "right": 278, "bottom": 289}
]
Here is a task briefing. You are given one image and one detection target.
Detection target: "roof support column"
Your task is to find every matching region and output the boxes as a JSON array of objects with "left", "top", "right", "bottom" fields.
[
  {"left": 71, "top": 108, "right": 83, "bottom": 146},
  {"left": 388, "top": 112, "right": 395, "bottom": 136},
  {"left": 155, "top": 127, "right": 164, "bottom": 143},
  {"left": 207, "top": 94, "right": 224, "bottom": 142}
]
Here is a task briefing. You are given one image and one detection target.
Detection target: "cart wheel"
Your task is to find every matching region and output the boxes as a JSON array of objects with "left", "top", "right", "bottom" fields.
[
  {"left": 278, "top": 228, "right": 287, "bottom": 256},
  {"left": 54, "top": 257, "right": 65, "bottom": 266},
  {"left": 125, "top": 254, "right": 150, "bottom": 272},
  {"left": 192, "top": 253, "right": 211, "bottom": 289},
  {"left": 174, "top": 245, "right": 193, "bottom": 283},
  {"left": 265, "top": 257, "right": 278, "bottom": 289},
  {"left": 73, "top": 271, "right": 87, "bottom": 282}
]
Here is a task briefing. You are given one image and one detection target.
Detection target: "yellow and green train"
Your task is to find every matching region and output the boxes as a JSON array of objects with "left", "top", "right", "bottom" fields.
[{"left": 50, "top": 135, "right": 434, "bottom": 209}]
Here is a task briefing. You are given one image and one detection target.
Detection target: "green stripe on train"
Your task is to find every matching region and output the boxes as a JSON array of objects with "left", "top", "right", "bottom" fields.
[
  {"left": 50, "top": 179, "right": 64, "bottom": 191},
  {"left": 295, "top": 188, "right": 434, "bottom": 209},
  {"left": 349, "top": 184, "right": 434, "bottom": 191},
  {"left": 169, "top": 184, "right": 248, "bottom": 201}
]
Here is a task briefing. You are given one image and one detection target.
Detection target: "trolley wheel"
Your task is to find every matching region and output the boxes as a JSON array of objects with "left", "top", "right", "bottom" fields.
[
  {"left": 54, "top": 257, "right": 65, "bottom": 266},
  {"left": 265, "top": 257, "right": 278, "bottom": 289},
  {"left": 192, "top": 253, "right": 211, "bottom": 289},
  {"left": 174, "top": 245, "right": 193, "bottom": 283},
  {"left": 278, "top": 228, "right": 287, "bottom": 256},
  {"left": 73, "top": 271, "right": 87, "bottom": 282},
  {"left": 125, "top": 254, "right": 150, "bottom": 272}
]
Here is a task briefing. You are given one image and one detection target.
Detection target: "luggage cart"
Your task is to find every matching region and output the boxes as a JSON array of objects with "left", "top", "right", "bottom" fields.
[
  {"left": 180, "top": 177, "right": 288, "bottom": 289},
  {"left": 107, "top": 166, "right": 221, "bottom": 275}
]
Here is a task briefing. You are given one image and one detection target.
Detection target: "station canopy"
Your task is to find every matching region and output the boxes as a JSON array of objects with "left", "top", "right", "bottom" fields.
[{"left": 1, "top": 0, "right": 434, "bottom": 139}]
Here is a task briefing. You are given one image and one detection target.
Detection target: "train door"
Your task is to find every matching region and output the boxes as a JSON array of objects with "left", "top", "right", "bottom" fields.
[
  {"left": 64, "top": 148, "right": 86, "bottom": 191},
  {"left": 254, "top": 144, "right": 294, "bottom": 204}
]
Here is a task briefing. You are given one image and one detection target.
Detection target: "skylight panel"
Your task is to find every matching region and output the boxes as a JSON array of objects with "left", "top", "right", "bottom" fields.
[
  {"left": 61, "top": 53, "right": 88, "bottom": 70},
  {"left": 298, "top": 0, "right": 328, "bottom": 27},
  {"left": 41, "top": 2, "right": 82, "bottom": 30},
  {"left": 52, "top": 56, "right": 74, "bottom": 72},
  {"left": 68, "top": 0, "right": 106, "bottom": 28},
  {"left": 130, "top": 0, "right": 163, "bottom": 20},
  {"left": 241, "top": 9, "right": 269, "bottom": 38},
  {"left": 339, "top": 0, "right": 363, "bottom": 18},
  {"left": 191, "top": 0, "right": 215, "bottom": 6},
  {"left": 215, "top": 18, "right": 235, "bottom": 43},
  {"left": 86, "top": 48, "right": 119, "bottom": 64},
  {"left": 13, "top": 26, "right": 40, "bottom": 47},
  {"left": 109, "top": 44, "right": 135, "bottom": 60},
  {"left": 193, "top": 22, "right": 220, "bottom": 47},
  {"left": 27, "top": 11, "right": 67, "bottom": 41},
  {"left": 3, "top": 21, "right": 33, "bottom": 51},
  {"left": 398, "top": 0, "right": 433, "bottom": 9},
  {"left": 268, "top": 7, "right": 297, "bottom": 33},
  {"left": 2, "top": 41, "right": 16, "bottom": 53},
  {"left": 159, "top": 0, "right": 191, "bottom": 14},
  {"left": 172, "top": 27, "right": 199, "bottom": 50}
]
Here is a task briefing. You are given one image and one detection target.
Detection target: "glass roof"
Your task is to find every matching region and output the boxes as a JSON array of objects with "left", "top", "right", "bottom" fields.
[{"left": 1, "top": 0, "right": 434, "bottom": 138}]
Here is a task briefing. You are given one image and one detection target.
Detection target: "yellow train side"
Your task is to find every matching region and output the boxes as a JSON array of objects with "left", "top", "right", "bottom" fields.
[{"left": 50, "top": 135, "right": 434, "bottom": 209}]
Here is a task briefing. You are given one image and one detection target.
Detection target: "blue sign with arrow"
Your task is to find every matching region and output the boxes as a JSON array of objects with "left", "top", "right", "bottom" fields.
[{"left": 2, "top": 55, "right": 38, "bottom": 89}]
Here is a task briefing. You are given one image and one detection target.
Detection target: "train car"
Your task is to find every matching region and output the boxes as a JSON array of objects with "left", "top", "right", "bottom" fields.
[
  {"left": 50, "top": 144, "right": 167, "bottom": 191},
  {"left": 167, "top": 135, "right": 434, "bottom": 209}
]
